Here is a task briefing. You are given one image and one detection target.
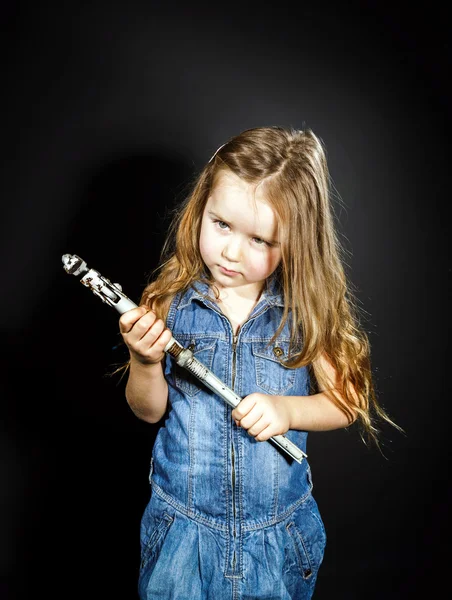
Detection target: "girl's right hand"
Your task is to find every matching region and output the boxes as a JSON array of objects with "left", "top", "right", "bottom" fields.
[{"left": 119, "top": 306, "right": 173, "bottom": 366}]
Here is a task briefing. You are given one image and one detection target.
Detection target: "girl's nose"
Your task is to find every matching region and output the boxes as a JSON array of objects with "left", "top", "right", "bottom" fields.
[{"left": 222, "top": 238, "right": 242, "bottom": 262}]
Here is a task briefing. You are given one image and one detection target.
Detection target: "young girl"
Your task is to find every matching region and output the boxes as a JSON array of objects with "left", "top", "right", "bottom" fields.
[{"left": 118, "top": 126, "right": 399, "bottom": 599}]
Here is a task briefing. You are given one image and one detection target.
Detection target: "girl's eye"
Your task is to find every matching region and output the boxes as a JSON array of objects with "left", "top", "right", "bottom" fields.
[
  {"left": 253, "top": 237, "right": 270, "bottom": 246},
  {"left": 215, "top": 220, "right": 229, "bottom": 230}
]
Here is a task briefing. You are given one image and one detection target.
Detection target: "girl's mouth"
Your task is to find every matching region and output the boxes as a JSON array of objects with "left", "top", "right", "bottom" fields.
[{"left": 219, "top": 265, "right": 240, "bottom": 276}]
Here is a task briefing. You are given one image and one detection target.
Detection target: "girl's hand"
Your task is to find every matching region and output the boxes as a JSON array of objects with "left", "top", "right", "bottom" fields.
[
  {"left": 119, "top": 306, "right": 173, "bottom": 366},
  {"left": 232, "top": 393, "right": 291, "bottom": 441}
]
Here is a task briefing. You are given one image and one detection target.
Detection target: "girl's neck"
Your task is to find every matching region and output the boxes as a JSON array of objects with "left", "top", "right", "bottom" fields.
[{"left": 215, "top": 285, "right": 264, "bottom": 334}]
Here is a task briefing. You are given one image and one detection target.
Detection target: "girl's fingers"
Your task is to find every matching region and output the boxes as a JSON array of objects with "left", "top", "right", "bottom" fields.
[
  {"left": 254, "top": 423, "right": 274, "bottom": 442},
  {"left": 158, "top": 328, "right": 173, "bottom": 350},
  {"left": 120, "top": 308, "right": 167, "bottom": 345},
  {"left": 232, "top": 396, "right": 257, "bottom": 422},
  {"left": 142, "top": 325, "right": 173, "bottom": 356},
  {"left": 134, "top": 312, "right": 163, "bottom": 341},
  {"left": 119, "top": 306, "right": 172, "bottom": 365},
  {"left": 234, "top": 409, "right": 273, "bottom": 441},
  {"left": 238, "top": 404, "right": 265, "bottom": 431},
  {"left": 141, "top": 317, "right": 165, "bottom": 344},
  {"left": 119, "top": 306, "right": 148, "bottom": 334}
]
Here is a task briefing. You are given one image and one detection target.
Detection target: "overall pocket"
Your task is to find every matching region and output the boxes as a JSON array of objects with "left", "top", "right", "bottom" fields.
[
  {"left": 253, "top": 340, "right": 296, "bottom": 394},
  {"left": 284, "top": 495, "right": 327, "bottom": 580},
  {"left": 140, "top": 512, "right": 174, "bottom": 571},
  {"left": 173, "top": 337, "right": 217, "bottom": 397}
]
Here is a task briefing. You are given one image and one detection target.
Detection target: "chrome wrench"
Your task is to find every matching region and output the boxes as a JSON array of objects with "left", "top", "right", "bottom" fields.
[{"left": 62, "top": 253, "right": 307, "bottom": 463}]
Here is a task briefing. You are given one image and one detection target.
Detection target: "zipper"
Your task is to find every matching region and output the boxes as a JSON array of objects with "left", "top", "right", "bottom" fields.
[
  {"left": 203, "top": 300, "right": 269, "bottom": 574},
  {"left": 228, "top": 310, "right": 268, "bottom": 573},
  {"left": 231, "top": 329, "right": 239, "bottom": 571}
]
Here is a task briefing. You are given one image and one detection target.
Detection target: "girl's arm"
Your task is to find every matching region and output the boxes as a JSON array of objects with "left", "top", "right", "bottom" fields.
[
  {"left": 286, "top": 351, "right": 358, "bottom": 431},
  {"left": 125, "top": 360, "right": 169, "bottom": 424},
  {"left": 119, "top": 306, "right": 173, "bottom": 424},
  {"left": 283, "top": 392, "right": 353, "bottom": 432}
]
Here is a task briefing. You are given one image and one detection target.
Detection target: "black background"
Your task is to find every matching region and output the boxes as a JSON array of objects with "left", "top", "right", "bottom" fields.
[{"left": 1, "top": 1, "right": 450, "bottom": 598}]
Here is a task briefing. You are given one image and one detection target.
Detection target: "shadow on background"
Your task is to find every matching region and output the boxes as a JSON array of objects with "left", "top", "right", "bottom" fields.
[{"left": 1, "top": 152, "right": 194, "bottom": 599}]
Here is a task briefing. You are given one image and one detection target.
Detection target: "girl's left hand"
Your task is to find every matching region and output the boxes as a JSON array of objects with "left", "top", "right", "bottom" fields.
[{"left": 232, "top": 393, "right": 291, "bottom": 441}]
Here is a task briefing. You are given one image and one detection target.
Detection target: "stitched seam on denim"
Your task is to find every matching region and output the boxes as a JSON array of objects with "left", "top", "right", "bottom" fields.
[
  {"left": 140, "top": 513, "right": 173, "bottom": 570},
  {"left": 166, "top": 292, "right": 181, "bottom": 330},
  {"left": 271, "top": 453, "right": 279, "bottom": 519},
  {"left": 223, "top": 319, "right": 234, "bottom": 576},
  {"left": 241, "top": 486, "right": 313, "bottom": 532},
  {"left": 151, "top": 482, "right": 228, "bottom": 532},
  {"left": 253, "top": 342, "right": 293, "bottom": 362},
  {"left": 286, "top": 522, "right": 313, "bottom": 578},
  {"left": 222, "top": 341, "right": 231, "bottom": 387},
  {"left": 235, "top": 426, "right": 244, "bottom": 578},
  {"left": 176, "top": 286, "right": 210, "bottom": 309},
  {"left": 172, "top": 334, "right": 226, "bottom": 341},
  {"left": 188, "top": 395, "right": 196, "bottom": 509},
  {"left": 235, "top": 341, "right": 242, "bottom": 394},
  {"left": 286, "top": 522, "right": 305, "bottom": 574},
  {"left": 254, "top": 354, "right": 296, "bottom": 394},
  {"left": 174, "top": 341, "right": 217, "bottom": 397},
  {"left": 296, "top": 525, "right": 313, "bottom": 575},
  {"left": 177, "top": 292, "right": 220, "bottom": 311},
  {"left": 235, "top": 328, "right": 243, "bottom": 578},
  {"left": 241, "top": 337, "right": 291, "bottom": 343},
  {"left": 252, "top": 338, "right": 291, "bottom": 352},
  {"left": 178, "top": 290, "right": 283, "bottom": 311},
  {"left": 253, "top": 353, "right": 293, "bottom": 366},
  {"left": 240, "top": 305, "right": 271, "bottom": 327},
  {"left": 223, "top": 401, "right": 231, "bottom": 577}
]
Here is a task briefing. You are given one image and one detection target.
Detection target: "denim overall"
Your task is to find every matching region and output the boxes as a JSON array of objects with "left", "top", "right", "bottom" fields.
[{"left": 138, "top": 279, "right": 326, "bottom": 600}]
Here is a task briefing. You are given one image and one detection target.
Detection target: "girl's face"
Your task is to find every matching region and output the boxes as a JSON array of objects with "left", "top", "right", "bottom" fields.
[{"left": 199, "top": 170, "right": 282, "bottom": 298}]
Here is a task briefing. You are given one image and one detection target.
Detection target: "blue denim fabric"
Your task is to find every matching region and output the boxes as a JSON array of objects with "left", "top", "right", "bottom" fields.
[{"left": 139, "top": 279, "right": 326, "bottom": 599}]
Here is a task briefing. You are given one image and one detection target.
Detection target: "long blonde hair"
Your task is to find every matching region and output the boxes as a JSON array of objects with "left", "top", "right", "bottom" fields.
[{"left": 137, "top": 126, "right": 401, "bottom": 448}]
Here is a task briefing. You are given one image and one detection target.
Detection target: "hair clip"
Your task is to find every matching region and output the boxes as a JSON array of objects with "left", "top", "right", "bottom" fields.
[{"left": 208, "top": 142, "right": 227, "bottom": 163}]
